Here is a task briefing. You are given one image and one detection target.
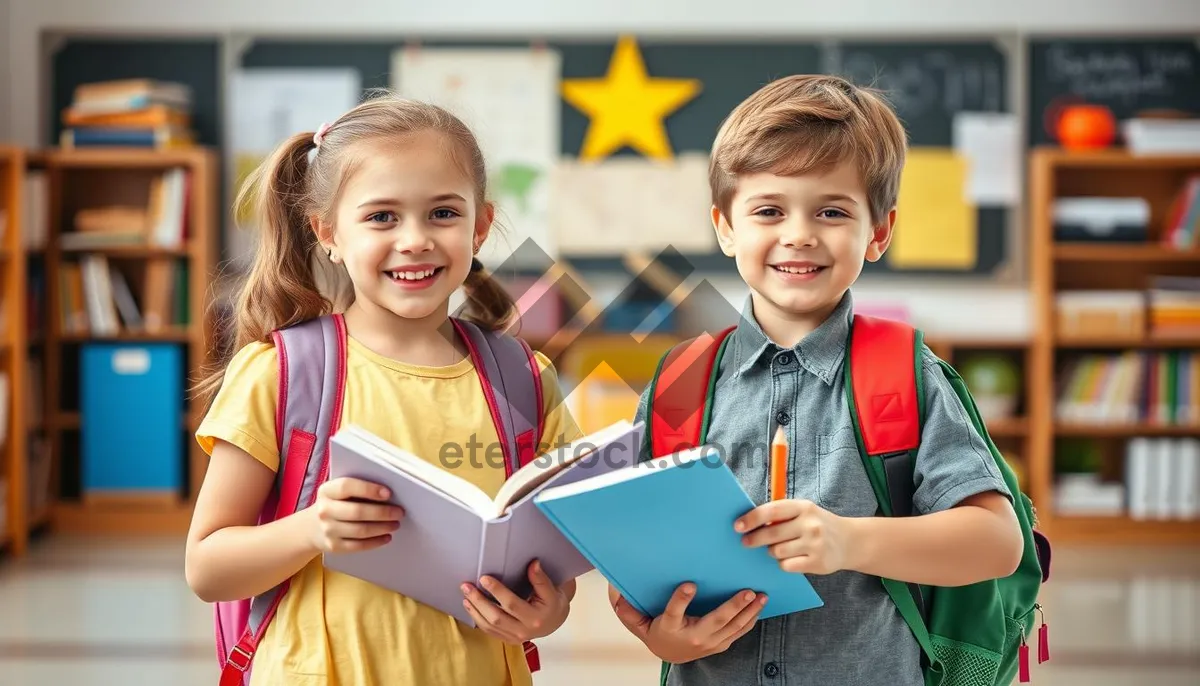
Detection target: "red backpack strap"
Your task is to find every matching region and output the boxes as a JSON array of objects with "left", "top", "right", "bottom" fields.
[
  {"left": 844, "top": 313, "right": 930, "bottom": 642},
  {"left": 646, "top": 326, "right": 736, "bottom": 459},
  {"left": 219, "top": 314, "right": 347, "bottom": 686},
  {"left": 844, "top": 313, "right": 924, "bottom": 516}
]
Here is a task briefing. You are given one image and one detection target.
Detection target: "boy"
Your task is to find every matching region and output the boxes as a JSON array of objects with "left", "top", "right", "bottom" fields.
[{"left": 609, "top": 74, "right": 1025, "bottom": 685}]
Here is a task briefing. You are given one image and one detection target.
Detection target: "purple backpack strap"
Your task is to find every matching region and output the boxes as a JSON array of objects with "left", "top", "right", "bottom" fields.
[
  {"left": 452, "top": 318, "right": 544, "bottom": 476},
  {"left": 218, "top": 314, "right": 346, "bottom": 686},
  {"left": 451, "top": 317, "right": 546, "bottom": 672}
]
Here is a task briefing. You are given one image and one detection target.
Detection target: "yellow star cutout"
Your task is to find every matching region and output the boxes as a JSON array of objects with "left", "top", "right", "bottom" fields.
[{"left": 561, "top": 35, "right": 702, "bottom": 161}]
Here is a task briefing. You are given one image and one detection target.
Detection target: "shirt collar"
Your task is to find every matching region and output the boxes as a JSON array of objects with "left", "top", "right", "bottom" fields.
[{"left": 729, "top": 290, "right": 854, "bottom": 385}]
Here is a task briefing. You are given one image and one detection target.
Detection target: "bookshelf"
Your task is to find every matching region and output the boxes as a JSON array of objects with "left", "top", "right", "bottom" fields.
[
  {"left": 1, "top": 146, "right": 30, "bottom": 556},
  {"left": 1029, "top": 147, "right": 1200, "bottom": 546},
  {"left": 37, "top": 146, "right": 217, "bottom": 535}
]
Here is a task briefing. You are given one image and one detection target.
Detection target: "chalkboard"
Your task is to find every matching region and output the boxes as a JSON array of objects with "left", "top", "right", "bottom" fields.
[
  {"left": 830, "top": 41, "right": 1008, "bottom": 146},
  {"left": 244, "top": 39, "right": 822, "bottom": 159},
  {"left": 1028, "top": 37, "right": 1200, "bottom": 146},
  {"left": 50, "top": 38, "right": 221, "bottom": 148},
  {"left": 48, "top": 35, "right": 1012, "bottom": 276},
  {"left": 828, "top": 41, "right": 1010, "bottom": 276}
]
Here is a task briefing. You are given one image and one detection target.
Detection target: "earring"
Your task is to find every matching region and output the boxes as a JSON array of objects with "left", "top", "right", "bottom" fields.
[{"left": 328, "top": 249, "right": 340, "bottom": 264}]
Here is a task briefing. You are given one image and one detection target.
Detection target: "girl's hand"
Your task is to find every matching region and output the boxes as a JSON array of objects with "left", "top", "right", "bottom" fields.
[
  {"left": 735, "top": 499, "right": 852, "bottom": 575},
  {"left": 309, "top": 477, "right": 404, "bottom": 553},
  {"left": 609, "top": 582, "right": 765, "bottom": 663},
  {"left": 462, "top": 560, "right": 574, "bottom": 643}
]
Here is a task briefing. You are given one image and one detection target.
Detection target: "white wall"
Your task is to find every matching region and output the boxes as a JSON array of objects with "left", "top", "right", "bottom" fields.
[
  {"left": 5, "top": 0, "right": 1198, "bottom": 336},
  {"left": 0, "top": 0, "right": 11, "bottom": 142}
]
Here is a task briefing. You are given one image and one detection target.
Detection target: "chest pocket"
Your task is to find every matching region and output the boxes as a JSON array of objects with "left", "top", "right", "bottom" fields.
[{"left": 816, "top": 425, "right": 881, "bottom": 518}]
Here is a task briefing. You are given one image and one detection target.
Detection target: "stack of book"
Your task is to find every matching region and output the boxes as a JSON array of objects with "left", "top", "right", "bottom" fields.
[
  {"left": 1147, "top": 276, "right": 1200, "bottom": 339},
  {"left": 59, "top": 79, "right": 194, "bottom": 149},
  {"left": 59, "top": 167, "right": 188, "bottom": 250}
]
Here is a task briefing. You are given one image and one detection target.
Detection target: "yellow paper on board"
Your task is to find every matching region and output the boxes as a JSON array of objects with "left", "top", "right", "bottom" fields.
[{"left": 888, "top": 148, "right": 977, "bottom": 270}]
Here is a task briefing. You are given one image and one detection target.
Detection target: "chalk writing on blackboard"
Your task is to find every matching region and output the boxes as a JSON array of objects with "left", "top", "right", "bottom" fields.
[
  {"left": 1044, "top": 43, "right": 1196, "bottom": 104},
  {"left": 839, "top": 50, "right": 1004, "bottom": 116}
]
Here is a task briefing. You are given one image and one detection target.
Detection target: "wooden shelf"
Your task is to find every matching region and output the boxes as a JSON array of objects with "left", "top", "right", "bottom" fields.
[
  {"left": 43, "top": 147, "right": 212, "bottom": 170},
  {"left": 986, "top": 418, "right": 1029, "bottom": 437},
  {"left": 52, "top": 500, "right": 194, "bottom": 535},
  {"left": 1031, "top": 147, "right": 1200, "bottom": 170},
  {"left": 1, "top": 145, "right": 31, "bottom": 557},
  {"left": 1030, "top": 148, "right": 1200, "bottom": 548},
  {"left": 28, "top": 146, "right": 218, "bottom": 544},
  {"left": 1055, "top": 423, "right": 1200, "bottom": 438},
  {"left": 58, "top": 328, "right": 192, "bottom": 343},
  {"left": 1056, "top": 335, "right": 1200, "bottom": 349},
  {"left": 1046, "top": 516, "right": 1200, "bottom": 546},
  {"left": 1053, "top": 244, "right": 1200, "bottom": 263},
  {"left": 59, "top": 244, "right": 190, "bottom": 258}
]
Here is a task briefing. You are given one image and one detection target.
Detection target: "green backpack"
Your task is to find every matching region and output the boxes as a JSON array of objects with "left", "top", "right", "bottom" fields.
[{"left": 644, "top": 314, "right": 1052, "bottom": 686}]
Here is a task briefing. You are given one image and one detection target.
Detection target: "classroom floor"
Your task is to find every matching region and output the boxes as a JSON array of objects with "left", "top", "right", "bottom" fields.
[{"left": 0, "top": 535, "right": 1197, "bottom": 686}]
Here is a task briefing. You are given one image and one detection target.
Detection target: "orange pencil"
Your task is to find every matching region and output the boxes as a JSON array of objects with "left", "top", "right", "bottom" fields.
[{"left": 770, "top": 426, "right": 788, "bottom": 501}]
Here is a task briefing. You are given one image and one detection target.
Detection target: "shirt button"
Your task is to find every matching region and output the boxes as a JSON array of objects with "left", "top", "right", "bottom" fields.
[
  {"left": 764, "top": 662, "right": 780, "bottom": 677},
  {"left": 776, "top": 410, "right": 791, "bottom": 426},
  {"left": 777, "top": 352, "right": 793, "bottom": 365}
]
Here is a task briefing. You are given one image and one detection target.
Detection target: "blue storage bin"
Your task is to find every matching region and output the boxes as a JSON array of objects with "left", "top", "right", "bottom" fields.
[{"left": 81, "top": 343, "right": 184, "bottom": 496}]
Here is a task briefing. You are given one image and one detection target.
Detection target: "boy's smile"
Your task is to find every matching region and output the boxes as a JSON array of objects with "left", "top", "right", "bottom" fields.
[{"left": 712, "top": 158, "right": 894, "bottom": 346}]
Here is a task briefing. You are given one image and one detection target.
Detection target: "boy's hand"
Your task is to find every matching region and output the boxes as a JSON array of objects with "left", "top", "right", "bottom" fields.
[
  {"left": 736, "top": 499, "right": 853, "bottom": 575},
  {"left": 309, "top": 477, "right": 404, "bottom": 554},
  {"left": 608, "top": 582, "right": 766, "bottom": 664},
  {"left": 462, "top": 560, "right": 574, "bottom": 644}
]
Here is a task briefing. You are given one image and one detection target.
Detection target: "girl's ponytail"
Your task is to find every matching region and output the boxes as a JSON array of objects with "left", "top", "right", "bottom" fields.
[
  {"left": 194, "top": 131, "right": 340, "bottom": 405},
  {"left": 461, "top": 257, "right": 518, "bottom": 332}
]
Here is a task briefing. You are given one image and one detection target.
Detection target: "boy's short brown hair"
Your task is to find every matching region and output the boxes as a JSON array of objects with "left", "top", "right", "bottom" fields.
[{"left": 709, "top": 74, "right": 907, "bottom": 226}]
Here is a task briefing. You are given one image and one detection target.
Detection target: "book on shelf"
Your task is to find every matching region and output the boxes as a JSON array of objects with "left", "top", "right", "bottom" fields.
[
  {"left": 58, "top": 255, "right": 186, "bottom": 336},
  {"left": 323, "top": 420, "right": 644, "bottom": 627},
  {"left": 1161, "top": 175, "right": 1200, "bottom": 250},
  {"left": 60, "top": 167, "right": 188, "bottom": 250},
  {"left": 1125, "top": 437, "right": 1200, "bottom": 521},
  {"left": 1056, "top": 350, "right": 1198, "bottom": 425}
]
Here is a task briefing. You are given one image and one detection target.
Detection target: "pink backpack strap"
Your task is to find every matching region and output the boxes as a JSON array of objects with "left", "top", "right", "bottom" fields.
[
  {"left": 218, "top": 314, "right": 347, "bottom": 686},
  {"left": 452, "top": 318, "right": 544, "bottom": 476}
]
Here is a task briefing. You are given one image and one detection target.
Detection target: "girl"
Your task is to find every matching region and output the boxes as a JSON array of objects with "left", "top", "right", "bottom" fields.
[{"left": 185, "top": 93, "right": 583, "bottom": 686}]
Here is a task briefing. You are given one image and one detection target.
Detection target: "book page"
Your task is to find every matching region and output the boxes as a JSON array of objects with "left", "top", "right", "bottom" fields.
[
  {"left": 340, "top": 426, "right": 496, "bottom": 516},
  {"left": 535, "top": 444, "right": 716, "bottom": 503},
  {"left": 492, "top": 420, "right": 634, "bottom": 515}
]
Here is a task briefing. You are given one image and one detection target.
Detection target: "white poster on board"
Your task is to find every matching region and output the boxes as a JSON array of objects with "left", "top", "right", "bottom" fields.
[
  {"left": 952, "top": 112, "right": 1020, "bottom": 206},
  {"left": 227, "top": 68, "right": 362, "bottom": 267},
  {"left": 392, "top": 46, "right": 561, "bottom": 270}
]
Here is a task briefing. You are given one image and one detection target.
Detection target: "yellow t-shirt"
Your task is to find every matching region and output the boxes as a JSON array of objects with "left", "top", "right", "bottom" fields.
[{"left": 196, "top": 333, "right": 583, "bottom": 686}]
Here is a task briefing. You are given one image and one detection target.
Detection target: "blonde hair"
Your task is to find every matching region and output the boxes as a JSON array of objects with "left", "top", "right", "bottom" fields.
[
  {"left": 196, "top": 92, "right": 516, "bottom": 403},
  {"left": 709, "top": 74, "right": 907, "bottom": 225}
]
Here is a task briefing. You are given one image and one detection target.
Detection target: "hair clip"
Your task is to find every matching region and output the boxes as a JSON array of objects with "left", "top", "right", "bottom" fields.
[{"left": 313, "top": 122, "right": 332, "bottom": 148}]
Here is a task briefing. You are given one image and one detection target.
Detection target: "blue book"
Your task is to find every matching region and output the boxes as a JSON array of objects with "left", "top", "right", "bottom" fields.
[{"left": 533, "top": 446, "right": 823, "bottom": 620}]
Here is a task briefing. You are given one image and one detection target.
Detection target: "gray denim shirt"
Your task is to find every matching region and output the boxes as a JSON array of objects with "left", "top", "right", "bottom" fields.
[{"left": 632, "top": 290, "right": 1011, "bottom": 686}]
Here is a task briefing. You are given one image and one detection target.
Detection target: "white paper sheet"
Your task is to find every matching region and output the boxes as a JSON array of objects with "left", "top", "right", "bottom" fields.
[
  {"left": 549, "top": 152, "right": 716, "bottom": 255},
  {"left": 227, "top": 69, "right": 362, "bottom": 265},
  {"left": 952, "top": 112, "right": 1020, "bottom": 207},
  {"left": 392, "top": 47, "right": 561, "bottom": 269}
]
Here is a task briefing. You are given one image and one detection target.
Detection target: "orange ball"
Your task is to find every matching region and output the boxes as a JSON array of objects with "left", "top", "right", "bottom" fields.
[{"left": 1055, "top": 104, "right": 1117, "bottom": 150}]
